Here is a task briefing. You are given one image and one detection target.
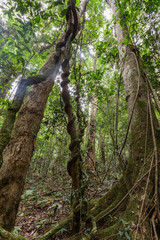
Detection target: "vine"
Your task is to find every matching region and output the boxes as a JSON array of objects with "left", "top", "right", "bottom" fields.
[{"left": 60, "top": 0, "right": 89, "bottom": 234}]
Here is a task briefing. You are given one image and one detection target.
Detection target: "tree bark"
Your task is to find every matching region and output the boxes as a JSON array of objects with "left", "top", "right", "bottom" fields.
[
  {"left": 0, "top": 42, "right": 64, "bottom": 231},
  {"left": 86, "top": 93, "right": 97, "bottom": 171},
  {"left": 100, "top": 135, "right": 105, "bottom": 165},
  {"left": 0, "top": 0, "right": 88, "bottom": 233},
  {"left": 0, "top": 80, "right": 27, "bottom": 167},
  {"left": 0, "top": 76, "right": 47, "bottom": 167},
  {"left": 87, "top": 1, "right": 160, "bottom": 239},
  {"left": 108, "top": 0, "right": 159, "bottom": 185},
  {"left": 86, "top": 57, "right": 98, "bottom": 174}
]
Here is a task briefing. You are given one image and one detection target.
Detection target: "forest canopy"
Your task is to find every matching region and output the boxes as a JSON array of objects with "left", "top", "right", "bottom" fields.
[{"left": 0, "top": 0, "right": 160, "bottom": 239}]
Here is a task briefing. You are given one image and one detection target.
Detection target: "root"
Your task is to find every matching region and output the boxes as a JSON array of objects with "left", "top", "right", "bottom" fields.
[
  {"left": 39, "top": 158, "right": 160, "bottom": 240},
  {"left": 38, "top": 215, "right": 72, "bottom": 240},
  {"left": 0, "top": 216, "right": 72, "bottom": 240},
  {"left": 90, "top": 178, "right": 125, "bottom": 216},
  {"left": 0, "top": 227, "right": 27, "bottom": 240},
  {"left": 151, "top": 210, "right": 158, "bottom": 240},
  {"left": 94, "top": 179, "right": 128, "bottom": 223}
]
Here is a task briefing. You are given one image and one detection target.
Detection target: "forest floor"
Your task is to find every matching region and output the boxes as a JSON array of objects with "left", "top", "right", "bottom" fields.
[{"left": 15, "top": 167, "right": 116, "bottom": 240}]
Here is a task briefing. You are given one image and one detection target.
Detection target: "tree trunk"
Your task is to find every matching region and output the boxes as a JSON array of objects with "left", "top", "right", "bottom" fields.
[
  {"left": 108, "top": 0, "right": 159, "bottom": 184},
  {"left": 0, "top": 43, "right": 64, "bottom": 231},
  {"left": 0, "top": 0, "right": 88, "bottom": 233},
  {"left": 86, "top": 93, "right": 97, "bottom": 172},
  {"left": 0, "top": 79, "right": 27, "bottom": 167},
  {"left": 86, "top": 1, "right": 160, "bottom": 239},
  {"left": 86, "top": 56, "right": 98, "bottom": 174},
  {"left": 100, "top": 135, "right": 105, "bottom": 165}
]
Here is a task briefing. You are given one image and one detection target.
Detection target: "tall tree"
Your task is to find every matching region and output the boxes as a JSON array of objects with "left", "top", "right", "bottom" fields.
[
  {"left": 0, "top": 0, "right": 88, "bottom": 232},
  {"left": 0, "top": 40, "right": 64, "bottom": 230},
  {"left": 0, "top": 0, "right": 159, "bottom": 239},
  {"left": 86, "top": 57, "right": 98, "bottom": 175},
  {"left": 91, "top": 1, "right": 160, "bottom": 239}
]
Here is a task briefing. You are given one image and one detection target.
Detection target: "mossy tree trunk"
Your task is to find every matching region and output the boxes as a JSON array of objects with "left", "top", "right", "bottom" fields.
[
  {"left": 0, "top": 43, "right": 64, "bottom": 231},
  {"left": 0, "top": 75, "right": 47, "bottom": 167},
  {"left": 108, "top": 0, "right": 160, "bottom": 184},
  {"left": 0, "top": 0, "right": 88, "bottom": 234},
  {"left": 0, "top": 79, "right": 27, "bottom": 167},
  {"left": 87, "top": 0, "right": 160, "bottom": 239}
]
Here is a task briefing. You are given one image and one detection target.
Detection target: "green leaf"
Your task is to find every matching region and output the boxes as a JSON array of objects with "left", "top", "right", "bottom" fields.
[
  {"left": 13, "top": 226, "right": 21, "bottom": 235},
  {"left": 120, "top": 218, "right": 126, "bottom": 225},
  {"left": 18, "top": 212, "right": 24, "bottom": 217},
  {"left": 8, "top": 40, "right": 14, "bottom": 46},
  {"left": 17, "top": 30, "right": 24, "bottom": 38},
  {"left": 20, "top": 57, "right": 25, "bottom": 66},
  {"left": 125, "top": 232, "right": 131, "bottom": 240},
  {"left": 75, "top": 0, "right": 80, "bottom": 7},
  {"left": 57, "top": 228, "right": 67, "bottom": 234},
  {"left": 34, "top": 15, "right": 41, "bottom": 23},
  {"left": 119, "top": 230, "right": 124, "bottom": 237},
  {"left": 16, "top": 5, "right": 26, "bottom": 15},
  {"left": 15, "top": 18, "right": 24, "bottom": 25},
  {"left": 54, "top": 204, "right": 59, "bottom": 217},
  {"left": 125, "top": 226, "right": 131, "bottom": 231},
  {"left": 54, "top": 0, "right": 64, "bottom": 6},
  {"left": 21, "top": 190, "right": 34, "bottom": 199},
  {"left": 60, "top": 8, "right": 67, "bottom": 17}
]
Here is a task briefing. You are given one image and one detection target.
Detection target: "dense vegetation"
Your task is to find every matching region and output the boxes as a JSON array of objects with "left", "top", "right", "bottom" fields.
[{"left": 0, "top": 0, "right": 159, "bottom": 239}]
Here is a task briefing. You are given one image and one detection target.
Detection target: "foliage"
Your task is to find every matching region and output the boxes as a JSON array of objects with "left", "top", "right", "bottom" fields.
[
  {"left": 0, "top": 0, "right": 159, "bottom": 238},
  {"left": 0, "top": 0, "right": 159, "bottom": 189}
]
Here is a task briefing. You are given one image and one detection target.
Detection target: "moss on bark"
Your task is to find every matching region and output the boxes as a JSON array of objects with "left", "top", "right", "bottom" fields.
[
  {"left": 0, "top": 227, "right": 27, "bottom": 240},
  {"left": 38, "top": 215, "right": 72, "bottom": 240}
]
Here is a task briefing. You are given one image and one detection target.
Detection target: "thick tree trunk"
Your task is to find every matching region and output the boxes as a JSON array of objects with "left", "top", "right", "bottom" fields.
[
  {"left": 0, "top": 44, "right": 64, "bottom": 230},
  {"left": 84, "top": 1, "right": 160, "bottom": 239},
  {"left": 0, "top": 80, "right": 27, "bottom": 167},
  {"left": 108, "top": 0, "right": 159, "bottom": 184},
  {"left": 0, "top": 0, "right": 88, "bottom": 233},
  {"left": 0, "top": 76, "right": 47, "bottom": 167}
]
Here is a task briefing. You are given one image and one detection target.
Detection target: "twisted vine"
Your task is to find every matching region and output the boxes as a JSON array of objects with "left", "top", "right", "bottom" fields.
[{"left": 60, "top": 0, "right": 89, "bottom": 233}]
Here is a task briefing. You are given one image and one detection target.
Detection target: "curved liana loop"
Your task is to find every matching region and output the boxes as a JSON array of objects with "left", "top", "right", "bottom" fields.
[{"left": 60, "top": 0, "right": 89, "bottom": 233}]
